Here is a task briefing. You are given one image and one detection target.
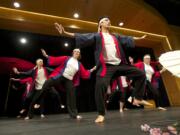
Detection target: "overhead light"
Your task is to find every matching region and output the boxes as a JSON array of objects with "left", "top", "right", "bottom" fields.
[
  {"left": 64, "top": 42, "right": 69, "bottom": 47},
  {"left": 13, "top": 2, "right": 20, "bottom": 8},
  {"left": 73, "top": 13, "right": 79, "bottom": 18},
  {"left": 20, "top": 38, "right": 27, "bottom": 44},
  {"left": 17, "top": 17, "right": 25, "bottom": 21},
  {"left": 69, "top": 25, "right": 79, "bottom": 29},
  {"left": 119, "top": 22, "right": 124, "bottom": 27}
]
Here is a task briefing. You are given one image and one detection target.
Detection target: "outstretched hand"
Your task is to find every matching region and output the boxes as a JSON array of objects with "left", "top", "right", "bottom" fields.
[
  {"left": 160, "top": 67, "right": 167, "bottom": 73},
  {"left": 90, "top": 66, "right": 97, "bottom": 72},
  {"left": 133, "top": 35, "right": 147, "bottom": 40},
  {"left": 10, "top": 78, "right": 20, "bottom": 81},
  {"left": 13, "top": 67, "right": 20, "bottom": 74},
  {"left": 141, "top": 35, "right": 147, "bottom": 39},
  {"left": 54, "top": 22, "right": 75, "bottom": 37},
  {"left": 54, "top": 22, "right": 65, "bottom": 34},
  {"left": 41, "top": 49, "right": 48, "bottom": 58}
]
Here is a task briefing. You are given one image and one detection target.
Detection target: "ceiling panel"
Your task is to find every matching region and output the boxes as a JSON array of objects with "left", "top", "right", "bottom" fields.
[{"left": 0, "top": 0, "right": 169, "bottom": 34}]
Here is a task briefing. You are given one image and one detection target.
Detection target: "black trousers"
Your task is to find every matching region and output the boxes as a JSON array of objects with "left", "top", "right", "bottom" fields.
[
  {"left": 24, "top": 86, "right": 63, "bottom": 116},
  {"left": 43, "top": 77, "right": 77, "bottom": 118},
  {"left": 27, "top": 76, "right": 78, "bottom": 118},
  {"left": 95, "top": 63, "right": 146, "bottom": 115},
  {"left": 27, "top": 89, "right": 45, "bottom": 118},
  {"left": 145, "top": 80, "right": 161, "bottom": 107},
  {"left": 21, "top": 90, "right": 34, "bottom": 110}
]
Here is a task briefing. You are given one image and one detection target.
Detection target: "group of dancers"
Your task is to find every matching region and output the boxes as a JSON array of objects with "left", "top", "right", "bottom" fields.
[{"left": 11, "top": 17, "right": 168, "bottom": 123}]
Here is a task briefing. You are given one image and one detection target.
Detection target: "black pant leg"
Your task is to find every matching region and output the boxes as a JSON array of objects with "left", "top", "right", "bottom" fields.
[
  {"left": 27, "top": 78, "right": 59, "bottom": 118},
  {"left": 96, "top": 77, "right": 114, "bottom": 115},
  {"left": 146, "top": 81, "right": 161, "bottom": 107},
  {"left": 64, "top": 78, "right": 78, "bottom": 118},
  {"left": 27, "top": 90, "right": 40, "bottom": 117},
  {"left": 119, "top": 87, "right": 127, "bottom": 103},
  {"left": 95, "top": 66, "right": 116, "bottom": 116},
  {"left": 115, "top": 64, "right": 146, "bottom": 100}
]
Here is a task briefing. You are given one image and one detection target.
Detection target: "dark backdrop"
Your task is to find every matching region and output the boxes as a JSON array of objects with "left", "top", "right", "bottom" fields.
[{"left": 0, "top": 29, "right": 169, "bottom": 117}]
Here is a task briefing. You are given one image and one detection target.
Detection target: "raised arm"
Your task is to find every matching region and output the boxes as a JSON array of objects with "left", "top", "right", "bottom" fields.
[
  {"left": 118, "top": 34, "right": 147, "bottom": 49},
  {"left": 90, "top": 66, "right": 96, "bottom": 73},
  {"left": 54, "top": 22, "right": 75, "bottom": 37},
  {"left": 54, "top": 23, "right": 95, "bottom": 48},
  {"left": 13, "top": 67, "right": 33, "bottom": 77},
  {"left": 41, "top": 49, "right": 49, "bottom": 58},
  {"left": 41, "top": 49, "right": 68, "bottom": 66},
  {"left": 13, "top": 67, "right": 20, "bottom": 75},
  {"left": 133, "top": 35, "right": 147, "bottom": 40},
  {"left": 10, "top": 78, "right": 20, "bottom": 81}
]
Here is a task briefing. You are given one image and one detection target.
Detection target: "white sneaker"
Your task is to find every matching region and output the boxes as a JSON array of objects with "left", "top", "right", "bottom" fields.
[
  {"left": 95, "top": 115, "right": 105, "bottom": 123},
  {"left": 34, "top": 104, "right": 40, "bottom": 109},
  {"left": 127, "top": 96, "right": 132, "bottom": 103},
  {"left": 157, "top": 107, "right": 167, "bottom": 111},
  {"left": 41, "top": 114, "right": 45, "bottom": 119},
  {"left": 76, "top": 115, "right": 82, "bottom": 120},
  {"left": 17, "top": 115, "right": 21, "bottom": 118},
  {"left": 20, "top": 109, "right": 26, "bottom": 114},
  {"left": 61, "top": 105, "right": 65, "bottom": 109},
  {"left": 24, "top": 116, "right": 30, "bottom": 120}
]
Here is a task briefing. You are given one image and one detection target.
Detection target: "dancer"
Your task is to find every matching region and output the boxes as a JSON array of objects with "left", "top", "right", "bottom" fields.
[
  {"left": 33, "top": 48, "right": 96, "bottom": 120},
  {"left": 13, "top": 58, "right": 63, "bottom": 119},
  {"left": 54, "top": 16, "right": 152, "bottom": 123},
  {"left": 11, "top": 77, "right": 34, "bottom": 117},
  {"left": 134, "top": 54, "right": 167, "bottom": 110}
]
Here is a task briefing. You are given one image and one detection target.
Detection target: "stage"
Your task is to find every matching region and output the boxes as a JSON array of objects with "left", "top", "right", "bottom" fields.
[{"left": 0, "top": 107, "right": 180, "bottom": 135}]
